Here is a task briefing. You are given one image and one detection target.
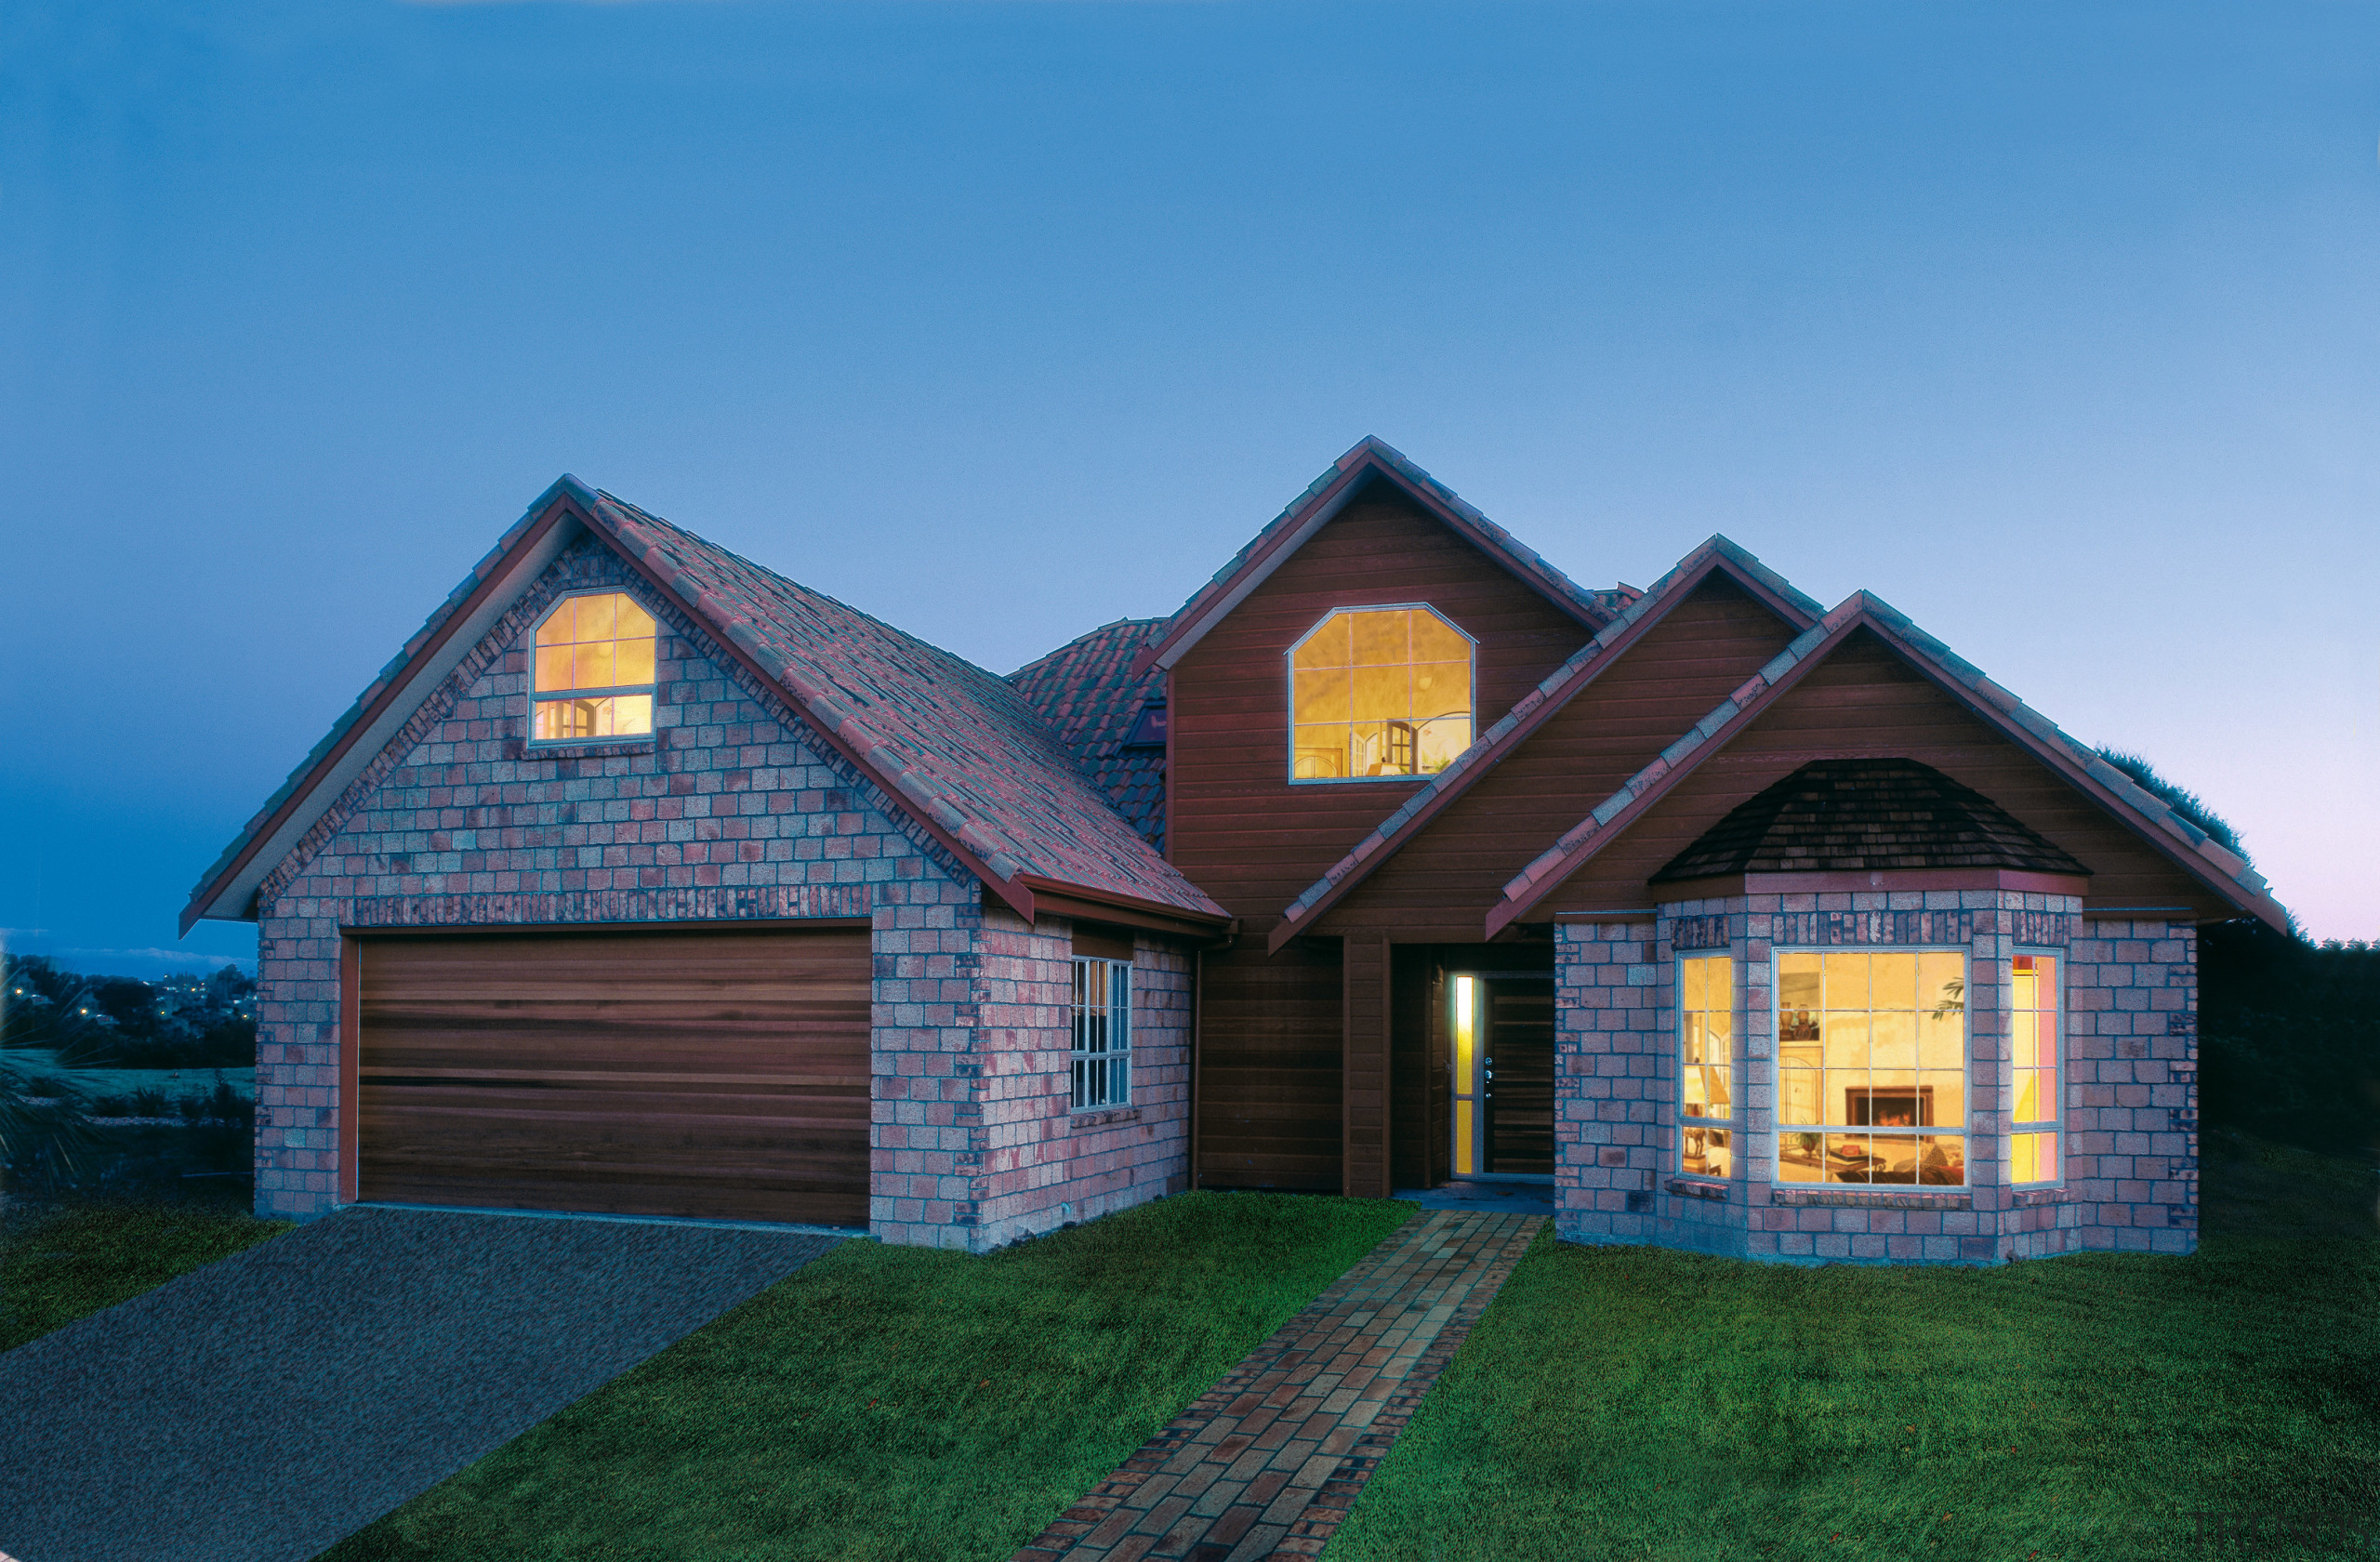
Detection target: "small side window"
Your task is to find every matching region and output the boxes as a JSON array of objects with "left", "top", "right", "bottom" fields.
[
  {"left": 531, "top": 592, "right": 657, "bottom": 743},
  {"left": 1070, "top": 956, "right": 1132, "bottom": 1110}
]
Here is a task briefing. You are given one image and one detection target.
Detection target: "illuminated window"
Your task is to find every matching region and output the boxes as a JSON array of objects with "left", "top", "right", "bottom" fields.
[
  {"left": 1680, "top": 956, "right": 1734, "bottom": 1178},
  {"left": 1776, "top": 949, "right": 1967, "bottom": 1186},
  {"left": 1288, "top": 606, "right": 1473, "bottom": 781},
  {"left": 2009, "top": 955, "right": 2060, "bottom": 1185},
  {"left": 1071, "top": 957, "right": 1131, "bottom": 1110},
  {"left": 531, "top": 592, "right": 656, "bottom": 743}
]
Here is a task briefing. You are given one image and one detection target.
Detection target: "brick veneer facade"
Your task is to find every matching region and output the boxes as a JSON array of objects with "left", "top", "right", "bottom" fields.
[
  {"left": 1552, "top": 890, "right": 2200, "bottom": 1265},
  {"left": 252, "top": 538, "right": 1189, "bottom": 1250}
]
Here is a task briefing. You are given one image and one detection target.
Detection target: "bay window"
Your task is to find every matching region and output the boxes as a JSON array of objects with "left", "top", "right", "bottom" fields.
[
  {"left": 1679, "top": 955, "right": 1734, "bottom": 1177},
  {"left": 2009, "top": 954, "right": 2060, "bottom": 1184},
  {"left": 1776, "top": 949, "right": 1967, "bottom": 1186}
]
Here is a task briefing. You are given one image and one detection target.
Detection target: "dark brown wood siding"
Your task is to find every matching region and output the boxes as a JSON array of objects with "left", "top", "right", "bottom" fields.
[
  {"left": 1195, "top": 940, "right": 1344, "bottom": 1191},
  {"left": 357, "top": 926, "right": 871, "bottom": 1224},
  {"left": 1322, "top": 575, "right": 1802, "bottom": 937},
  {"left": 1168, "top": 478, "right": 1595, "bottom": 932},
  {"left": 1389, "top": 947, "right": 1442, "bottom": 1192},
  {"left": 1342, "top": 932, "right": 1392, "bottom": 1198},
  {"left": 1539, "top": 628, "right": 2241, "bottom": 918}
]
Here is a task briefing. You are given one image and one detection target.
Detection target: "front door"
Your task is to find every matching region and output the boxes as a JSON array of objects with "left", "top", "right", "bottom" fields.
[{"left": 1481, "top": 980, "right": 1554, "bottom": 1173}]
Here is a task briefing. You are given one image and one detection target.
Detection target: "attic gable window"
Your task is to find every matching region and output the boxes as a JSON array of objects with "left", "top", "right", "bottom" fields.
[
  {"left": 1289, "top": 605, "right": 1473, "bottom": 781},
  {"left": 531, "top": 591, "right": 657, "bottom": 742}
]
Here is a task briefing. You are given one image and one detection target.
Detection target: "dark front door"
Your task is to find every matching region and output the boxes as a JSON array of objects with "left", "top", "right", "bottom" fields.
[{"left": 1482, "top": 980, "right": 1554, "bottom": 1173}]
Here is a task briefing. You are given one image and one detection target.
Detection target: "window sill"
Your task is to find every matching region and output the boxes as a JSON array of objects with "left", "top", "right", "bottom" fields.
[
  {"left": 1666, "top": 1177, "right": 1731, "bottom": 1202},
  {"left": 2010, "top": 1186, "right": 2066, "bottom": 1207},
  {"left": 513, "top": 737, "right": 659, "bottom": 761},
  {"left": 1770, "top": 1187, "right": 1972, "bottom": 1211},
  {"left": 1068, "top": 1105, "right": 1141, "bottom": 1130}
]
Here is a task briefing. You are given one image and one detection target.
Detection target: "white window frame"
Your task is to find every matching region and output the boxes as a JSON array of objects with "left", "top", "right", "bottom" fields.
[
  {"left": 1770, "top": 945, "right": 1971, "bottom": 1190},
  {"left": 527, "top": 588, "right": 660, "bottom": 748},
  {"left": 2007, "top": 948, "right": 2064, "bottom": 1187},
  {"left": 1069, "top": 956, "right": 1132, "bottom": 1111},
  {"left": 1282, "top": 602, "right": 1478, "bottom": 786}
]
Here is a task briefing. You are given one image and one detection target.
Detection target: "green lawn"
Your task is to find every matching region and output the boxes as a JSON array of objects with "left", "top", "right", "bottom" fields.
[
  {"left": 1331, "top": 1138, "right": 2380, "bottom": 1562},
  {"left": 1, "top": 1198, "right": 294, "bottom": 1353},
  {"left": 322, "top": 1192, "right": 1410, "bottom": 1562}
]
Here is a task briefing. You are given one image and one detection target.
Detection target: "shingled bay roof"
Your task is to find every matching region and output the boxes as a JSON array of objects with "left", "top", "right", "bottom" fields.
[
  {"left": 1650, "top": 758, "right": 2092, "bottom": 880},
  {"left": 183, "top": 478, "right": 1228, "bottom": 930},
  {"left": 1008, "top": 618, "right": 1168, "bottom": 852}
]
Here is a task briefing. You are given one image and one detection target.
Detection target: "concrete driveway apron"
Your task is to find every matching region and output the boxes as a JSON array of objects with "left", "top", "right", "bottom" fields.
[{"left": 0, "top": 1205, "right": 842, "bottom": 1562}]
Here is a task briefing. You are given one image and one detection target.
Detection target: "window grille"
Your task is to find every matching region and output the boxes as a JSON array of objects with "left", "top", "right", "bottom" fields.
[{"left": 1071, "top": 957, "right": 1131, "bottom": 1110}]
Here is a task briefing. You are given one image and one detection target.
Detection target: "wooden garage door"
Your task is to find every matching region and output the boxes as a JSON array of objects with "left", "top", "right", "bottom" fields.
[{"left": 358, "top": 926, "right": 870, "bottom": 1225}]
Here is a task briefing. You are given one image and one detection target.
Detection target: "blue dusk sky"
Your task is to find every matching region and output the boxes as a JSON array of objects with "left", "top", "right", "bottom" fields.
[{"left": 3, "top": 1, "right": 2375, "bottom": 977}]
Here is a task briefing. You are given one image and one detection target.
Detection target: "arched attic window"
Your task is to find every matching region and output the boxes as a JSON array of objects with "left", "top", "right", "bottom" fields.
[
  {"left": 1288, "top": 605, "right": 1474, "bottom": 781},
  {"left": 531, "top": 591, "right": 657, "bottom": 742}
]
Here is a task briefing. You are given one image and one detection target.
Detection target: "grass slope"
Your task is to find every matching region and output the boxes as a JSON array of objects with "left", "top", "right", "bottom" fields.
[
  {"left": 322, "top": 1191, "right": 1410, "bottom": 1562},
  {"left": 1331, "top": 1145, "right": 2380, "bottom": 1562},
  {"left": 2, "top": 1198, "right": 294, "bottom": 1353}
]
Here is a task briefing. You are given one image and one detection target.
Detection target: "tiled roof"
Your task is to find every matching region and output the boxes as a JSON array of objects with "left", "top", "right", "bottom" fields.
[
  {"left": 185, "top": 479, "right": 1229, "bottom": 930},
  {"left": 581, "top": 491, "right": 1224, "bottom": 919},
  {"left": 1132, "top": 435, "right": 1616, "bottom": 677},
  {"left": 1649, "top": 758, "right": 2092, "bottom": 880},
  {"left": 1270, "top": 536, "right": 1824, "bottom": 946},
  {"left": 1008, "top": 618, "right": 1168, "bottom": 853},
  {"left": 1487, "top": 590, "right": 2290, "bottom": 935}
]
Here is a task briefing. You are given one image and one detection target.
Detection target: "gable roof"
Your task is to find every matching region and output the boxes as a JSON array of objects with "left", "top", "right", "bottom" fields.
[
  {"left": 1129, "top": 435, "right": 1617, "bottom": 679},
  {"left": 1651, "top": 757, "right": 2091, "bottom": 880},
  {"left": 1483, "top": 590, "right": 2290, "bottom": 937},
  {"left": 1266, "top": 536, "right": 1825, "bottom": 951},
  {"left": 1008, "top": 618, "right": 1168, "bottom": 851},
  {"left": 182, "top": 480, "right": 1228, "bottom": 933}
]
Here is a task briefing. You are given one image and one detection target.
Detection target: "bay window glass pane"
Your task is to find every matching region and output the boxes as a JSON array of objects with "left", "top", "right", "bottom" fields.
[
  {"left": 1921, "top": 951, "right": 1965, "bottom": 1018},
  {"left": 2014, "top": 1069, "right": 2045, "bottom": 1124},
  {"left": 1864, "top": 1071, "right": 1922, "bottom": 1129},
  {"left": 1871, "top": 952, "right": 1917, "bottom": 1012},
  {"left": 1920, "top": 1069, "right": 1965, "bottom": 1125},
  {"left": 1778, "top": 1066, "right": 1821, "bottom": 1125},
  {"left": 1822, "top": 1013, "right": 1869, "bottom": 1067},
  {"left": 1918, "top": 1005, "right": 1964, "bottom": 1069},
  {"left": 1778, "top": 952, "right": 1821, "bottom": 1015},
  {"left": 1920, "top": 1135, "right": 1965, "bottom": 1185},
  {"left": 1826, "top": 1132, "right": 1873, "bottom": 1184},
  {"left": 1825, "top": 1068, "right": 1870, "bottom": 1124},
  {"left": 1871, "top": 1134, "right": 1919, "bottom": 1184},
  {"left": 1778, "top": 1131, "right": 1824, "bottom": 1182},
  {"left": 1870, "top": 1009, "right": 1915, "bottom": 1070},
  {"left": 1683, "top": 1127, "right": 1730, "bottom": 1178},
  {"left": 1823, "top": 951, "right": 1870, "bottom": 1010}
]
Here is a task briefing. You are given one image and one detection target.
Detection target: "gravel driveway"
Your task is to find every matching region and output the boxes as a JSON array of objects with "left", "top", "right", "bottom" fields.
[{"left": 0, "top": 1206, "right": 842, "bottom": 1562}]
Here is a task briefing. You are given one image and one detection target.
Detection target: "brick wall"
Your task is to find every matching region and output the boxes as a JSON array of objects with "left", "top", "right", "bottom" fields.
[
  {"left": 1551, "top": 888, "right": 2191, "bottom": 1266},
  {"left": 1552, "top": 919, "right": 1661, "bottom": 1247}
]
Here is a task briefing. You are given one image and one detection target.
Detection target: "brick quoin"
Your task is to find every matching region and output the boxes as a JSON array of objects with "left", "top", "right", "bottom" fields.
[{"left": 253, "top": 538, "right": 1190, "bottom": 1251}]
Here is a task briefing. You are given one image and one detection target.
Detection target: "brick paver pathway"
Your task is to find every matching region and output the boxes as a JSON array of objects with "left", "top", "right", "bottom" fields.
[{"left": 1012, "top": 1208, "right": 1542, "bottom": 1562}]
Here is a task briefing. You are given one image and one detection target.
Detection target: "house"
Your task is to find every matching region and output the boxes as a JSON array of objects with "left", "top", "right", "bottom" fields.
[{"left": 185, "top": 438, "right": 2287, "bottom": 1262}]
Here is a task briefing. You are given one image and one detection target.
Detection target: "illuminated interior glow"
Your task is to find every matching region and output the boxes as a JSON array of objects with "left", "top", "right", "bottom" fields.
[
  {"left": 1451, "top": 974, "right": 1477, "bottom": 1174},
  {"left": 532, "top": 591, "right": 657, "bottom": 741},
  {"left": 1679, "top": 955, "right": 1734, "bottom": 1178},
  {"left": 2009, "top": 954, "right": 2059, "bottom": 1184},
  {"left": 1776, "top": 949, "right": 1967, "bottom": 1186},
  {"left": 1289, "top": 606, "right": 1472, "bottom": 780}
]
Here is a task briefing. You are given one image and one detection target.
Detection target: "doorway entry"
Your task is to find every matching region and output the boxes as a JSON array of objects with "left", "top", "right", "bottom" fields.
[{"left": 1449, "top": 973, "right": 1554, "bottom": 1176}]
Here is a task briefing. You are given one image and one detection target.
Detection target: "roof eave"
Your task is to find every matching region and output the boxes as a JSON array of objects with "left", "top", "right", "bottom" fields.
[{"left": 1484, "top": 602, "right": 2290, "bottom": 937}]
